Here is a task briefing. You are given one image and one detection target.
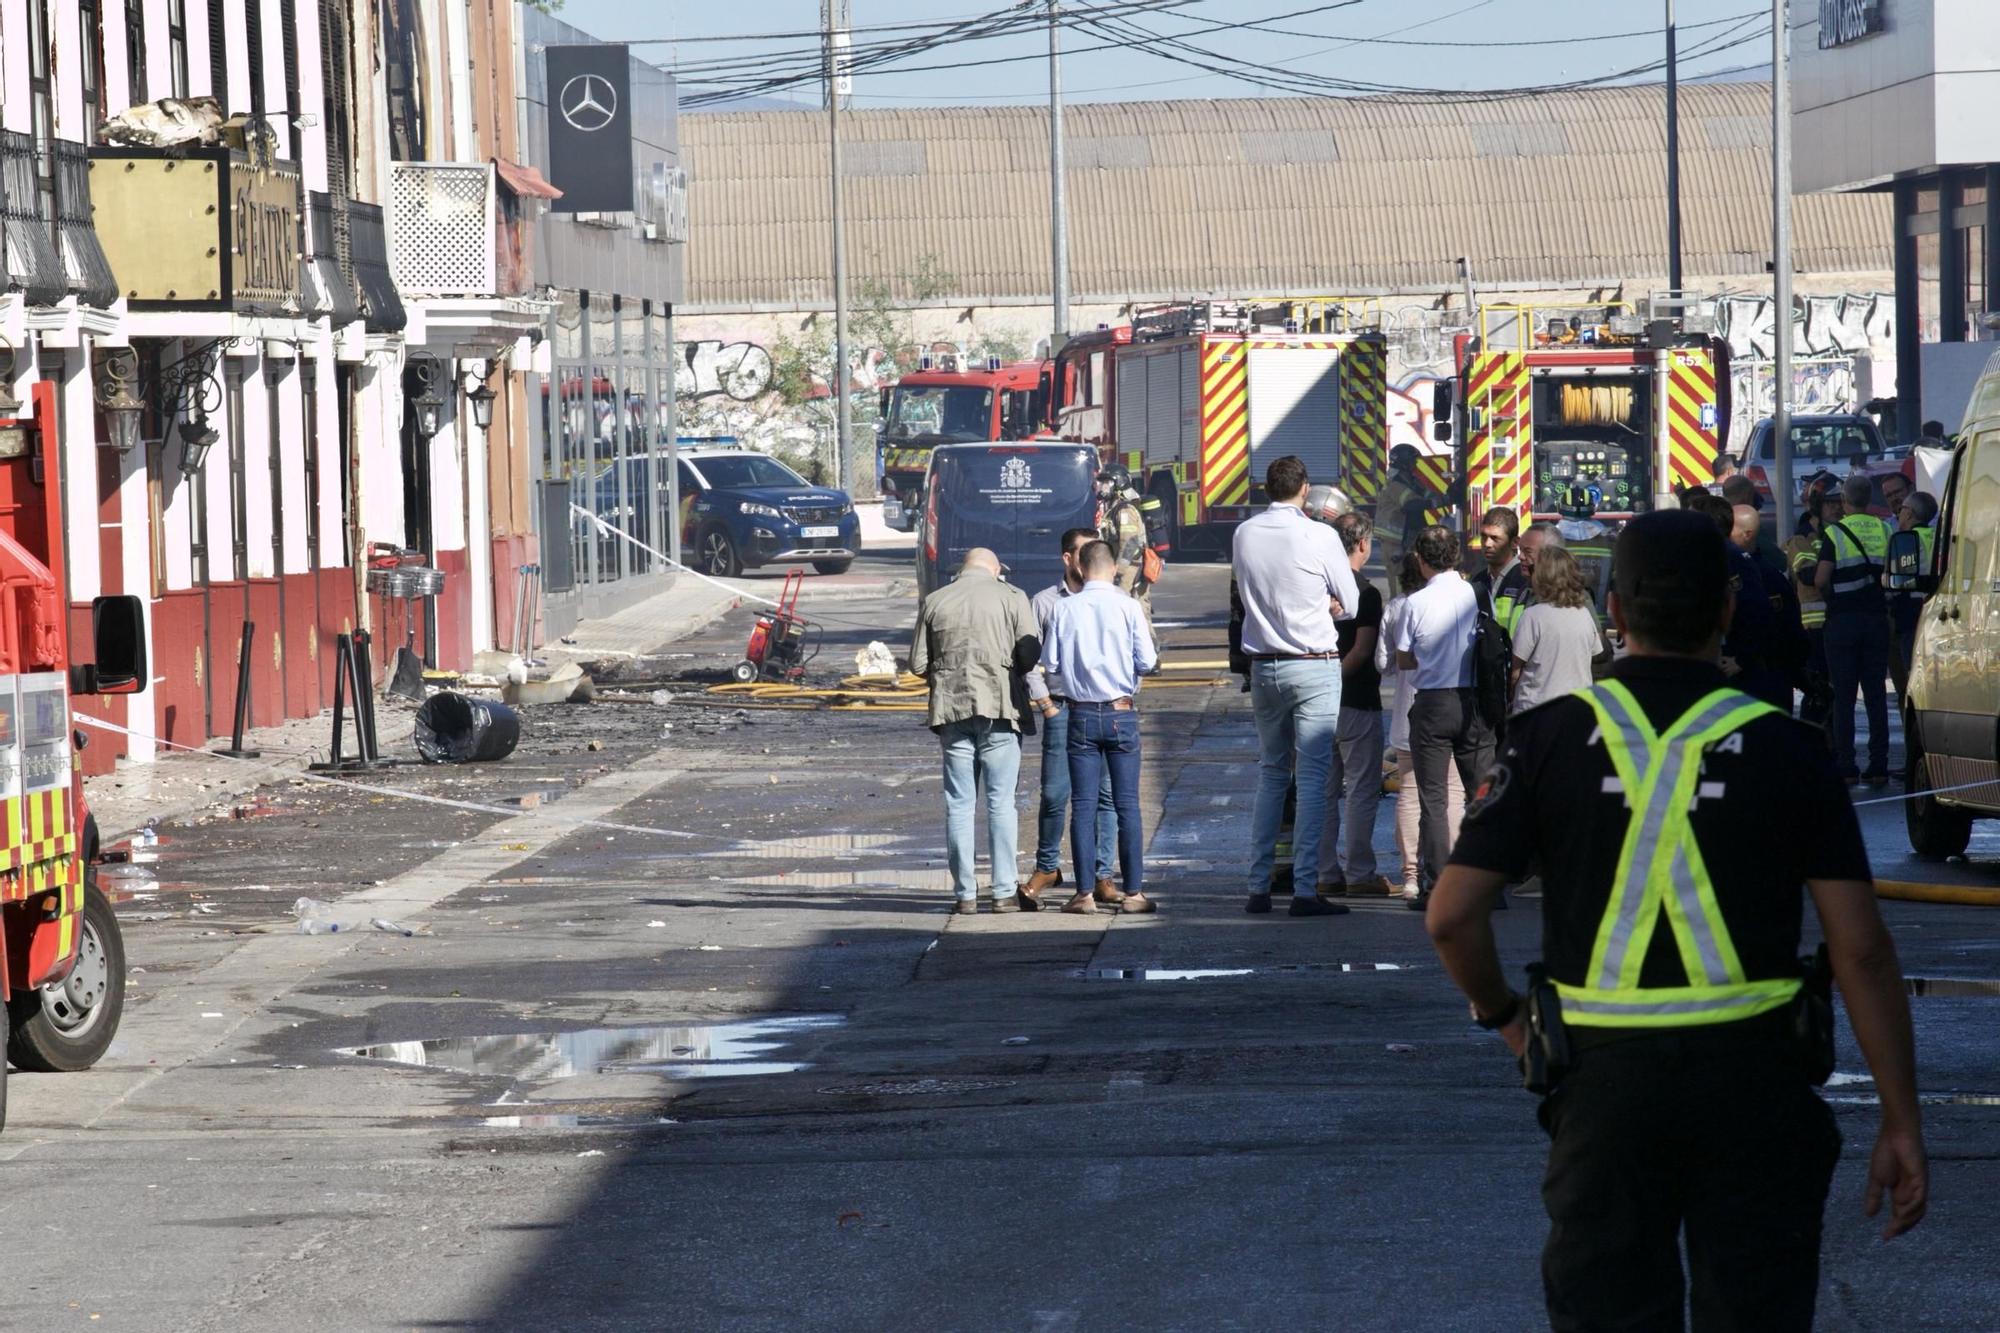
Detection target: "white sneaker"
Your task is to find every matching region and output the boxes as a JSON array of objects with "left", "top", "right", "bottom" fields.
[{"left": 1400, "top": 883, "right": 1420, "bottom": 900}]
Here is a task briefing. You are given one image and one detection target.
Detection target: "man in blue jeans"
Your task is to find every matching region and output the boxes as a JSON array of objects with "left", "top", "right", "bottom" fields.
[
  {"left": 1022, "top": 526, "right": 1117, "bottom": 910},
  {"left": 909, "top": 547, "right": 1043, "bottom": 914},
  {"left": 1233, "top": 454, "right": 1360, "bottom": 917},
  {"left": 1041, "top": 540, "right": 1159, "bottom": 914}
]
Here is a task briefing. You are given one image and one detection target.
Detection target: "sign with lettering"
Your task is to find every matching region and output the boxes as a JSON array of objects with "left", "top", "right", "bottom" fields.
[
  {"left": 229, "top": 159, "right": 303, "bottom": 315},
  {"left": 1819, "top": 0, "right": 1885, "bottom": 48}
]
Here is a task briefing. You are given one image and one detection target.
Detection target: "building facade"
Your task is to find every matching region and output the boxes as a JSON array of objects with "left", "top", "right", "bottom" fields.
[
  {"left": 0, "top": 0, "right": 677, "bottom": 772},
  {"left": 1795, "top": 0, "right": 2000, "bottom": 437}
]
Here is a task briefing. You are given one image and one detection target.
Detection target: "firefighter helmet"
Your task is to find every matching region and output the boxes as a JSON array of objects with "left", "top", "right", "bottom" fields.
[
  {"left": 1390, "top": 444, "right": 1422, "bottom": 472},
  {"left": 1097, "top": 463, "right": 1132, "bottom": 492},
  {"left": 1303, "top": 484, "right": 1354, "bottom": 524}
]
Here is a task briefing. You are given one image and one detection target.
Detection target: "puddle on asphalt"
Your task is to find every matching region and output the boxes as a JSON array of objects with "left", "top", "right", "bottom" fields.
[
  {"left": 1075, "top": 963, "right": 1405, "bottom": 981},
  {"left": 340, "top": 1014, "right": 844, "bottom": 1080},
  {"left": 688, "top": 832, "right": 918, "bottom": 861},
  {"left": 1824, "top": 1092, "right": 2000, "bottom": 1108},
  {"left": 482, "top": 1113, "right": 678, "bottom": 1129},
  {"left": 1906, "top": 976, "right": 2000, "bottom": 998},
  {"left": 499, "top": 789, "right": 564, "bottom": 810},
  {"left": 731, "top": 869, "right": 950, "bottom": 891}
]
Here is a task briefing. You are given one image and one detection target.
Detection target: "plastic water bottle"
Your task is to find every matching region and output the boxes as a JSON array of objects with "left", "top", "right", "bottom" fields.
[{"left": 293, "top": 897, "right": 343, "bottom": 934}]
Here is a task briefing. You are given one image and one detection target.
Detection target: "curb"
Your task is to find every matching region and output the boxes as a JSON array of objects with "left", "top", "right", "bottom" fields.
[{"left": 1876, "top": 879, "right": 2000, "bottom": 906}]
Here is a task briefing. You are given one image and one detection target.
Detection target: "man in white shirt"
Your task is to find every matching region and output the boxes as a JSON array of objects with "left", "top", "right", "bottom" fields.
[
  {"left": 1395, "top": 523, "right": 1494, "bottom": 909},
  {"left": 1233, "top": 454, "right": 1360, "bottom": 917}
]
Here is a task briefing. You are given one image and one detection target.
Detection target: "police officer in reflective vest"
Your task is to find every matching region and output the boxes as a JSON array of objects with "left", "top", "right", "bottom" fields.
[
  {"left": 1471, "top": 504, "right": 1530, "bottom": 635},
  {"left": 1815, "top": 472, "right": 1894, "bottom": 786},
  {"left": 1426, "top": 509, "right": 1927, "bottom": 1332},
  {"left": 1888, "top": 490, "right": 1937, "bottom": 701}
]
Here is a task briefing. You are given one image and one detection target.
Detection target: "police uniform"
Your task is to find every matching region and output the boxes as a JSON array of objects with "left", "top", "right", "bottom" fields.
[
  {"left": 1818, "top": 510, "right": 1893, "bottom": 782},
  {"left": 1888, "top": 524, "right": 1935, "bottom": 698},
  {"left": 1450, "top": 657, "right": 1869, "bottom": 1330},
  {"left": 1784, "top": 528, "right": 1830, "bottom": 726}
]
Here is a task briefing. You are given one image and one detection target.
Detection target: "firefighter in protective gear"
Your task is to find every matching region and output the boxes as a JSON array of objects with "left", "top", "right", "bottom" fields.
[
  {"left": 1785, "top": 488, "right": 1839, "bottom": 728},
  {"left": 1096, "top": 464, "right": 1153, "bottom": 609},
  {"left": 1814, "top": 472, "right": 1894, "bottom": 785},
  {"left": 1426, "top": 508, "right": 1927, "bottom": 1332},
  {"left": 1373, "top": 445, "right": 1431, "bottom": 565}
]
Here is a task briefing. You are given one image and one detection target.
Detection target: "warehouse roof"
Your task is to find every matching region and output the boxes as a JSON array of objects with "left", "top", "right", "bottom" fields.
[{"left": 680, "top": 82, "right": 1889, "bottom": 310}]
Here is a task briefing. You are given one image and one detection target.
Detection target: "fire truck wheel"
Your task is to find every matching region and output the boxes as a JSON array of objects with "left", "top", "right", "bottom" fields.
[
  {"left": 8, "top": 870, "right": 125, "bottom": 1073},
  {"left": 698, "top": 527, "right": 742, "bottom": 578}
]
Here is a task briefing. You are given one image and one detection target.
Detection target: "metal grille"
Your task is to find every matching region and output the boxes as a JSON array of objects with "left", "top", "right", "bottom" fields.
[
  {"left": 307, "top": 191, "right": 360, "bottom": 324},
  {"left": 0, "top": 131, "right": 63, "bottom": 306},
  {"left": 388, "top": 161, "right": 493, "bottom": 296},
  {"left": 541, "top": 481, "right": 576, "bottom": 593},
  {"left": 784, "top": 505, "right": 843, "bottom": 525},
  {"left": 349, "top": 202, "right": 407, "bottom": 333},
  {"left": 53, "top": 140, "right": 118, "bottom": 307}
]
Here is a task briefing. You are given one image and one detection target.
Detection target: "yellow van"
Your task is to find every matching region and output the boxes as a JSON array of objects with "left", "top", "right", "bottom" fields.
[{"left": 1890, "top": 351, "right": 2000, "bottom": 857}]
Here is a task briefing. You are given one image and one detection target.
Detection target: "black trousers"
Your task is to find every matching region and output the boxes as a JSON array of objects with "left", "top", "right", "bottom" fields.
[{"left": 1541, "top": 1032, "right": 1841, "bottom": 1333}]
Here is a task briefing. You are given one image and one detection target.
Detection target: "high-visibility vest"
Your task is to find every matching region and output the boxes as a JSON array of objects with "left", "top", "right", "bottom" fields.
[
  {"left": 1786, "top": 538, "right": 1826, "bottom": 629},
  {"left": 1556, "top": 682, "right": 1802, "bottom": 1029},
  {"left": 1825, "top": 514, "right": 1890, "bottom": 600},
  {"left": 1374, "top": 476, "right": 1422, "bottom": 548}
]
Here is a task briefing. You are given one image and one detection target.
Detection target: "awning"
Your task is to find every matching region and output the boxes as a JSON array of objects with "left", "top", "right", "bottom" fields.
[{"left": 493, "top": 158, "right": 562, "bottom": 201}]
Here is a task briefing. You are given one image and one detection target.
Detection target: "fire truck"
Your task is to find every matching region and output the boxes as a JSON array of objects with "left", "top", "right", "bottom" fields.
[
  {"left": 875, "top": 356, "right": 1050, "bottom": 531},
  {"left": 0, "top": 378, "right": 147, "bottom": 1128},
  {"left": 1441, "top": 304, "right": 1731, "bottom": 526},
  {"left": 1049, "top": 302, "right": 1389, "bottom": 553}
]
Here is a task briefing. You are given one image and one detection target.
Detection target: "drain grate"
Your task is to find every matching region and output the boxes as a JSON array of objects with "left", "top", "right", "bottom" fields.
[
  {"left": 1906, "top": 977, "right": 2000, "bottom": 998},
  {"left": 818, "top": 1077, "right": 1015, "bottom": 1096}
]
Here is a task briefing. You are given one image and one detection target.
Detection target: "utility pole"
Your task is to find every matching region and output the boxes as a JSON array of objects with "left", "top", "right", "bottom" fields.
[
  {"left": 1048, "top": 0, "right": 1070, "bottom": 353},
  {"left": 1770, "top": 0, "right": 1795, "bottom": 526},
  {"left": 1666, "top": 0, "right": 1683, "bottom": 294},
  {"left": 824, "top": 0, "right": 854, "bottom": 492}
]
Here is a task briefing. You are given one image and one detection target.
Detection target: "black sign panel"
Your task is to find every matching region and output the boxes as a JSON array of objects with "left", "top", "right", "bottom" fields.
[
  {"left": 545, "top": 44, "right": 633, "bottom": 213},
  {"left": 1819, "top": 0, "right": 1885, "bottom": 48}
]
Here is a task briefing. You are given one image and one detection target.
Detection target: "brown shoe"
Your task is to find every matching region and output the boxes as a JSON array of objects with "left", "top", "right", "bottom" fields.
[
  {"left": 1061, "top": 890, "right": 1099, "bottom": 915},
  {"left": 1120, "top": 893, "right": 1157, "bottom": 914},
  {"left": 1344, "top": 876, "right": 1397, "bottom": 898},
  {"left": 953, "top": 899, "right": 979, "bottom": 915},
  {"left": 1094, "top": 878, "right": 1127, "bottom": 905},
  {"left": 1022, "top": 868, "right": 1062, "bottom": 898},
  {"left": 992, "top": 895, "right": 1021, "bottom": 914}
]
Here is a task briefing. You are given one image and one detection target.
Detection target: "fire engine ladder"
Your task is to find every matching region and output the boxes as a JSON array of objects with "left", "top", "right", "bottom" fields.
[{"left": 1129, "top": 301, "right": 1249, "bottom": 342}]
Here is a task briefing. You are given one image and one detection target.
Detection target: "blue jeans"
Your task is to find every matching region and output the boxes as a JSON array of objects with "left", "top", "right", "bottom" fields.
[
  {"left": 939, "top": 718, "right": 1022, "bottom": 902},
  {"left": 1067, "top": 703, "right": 1144, "bottom": 897},
  {"left": 1035, "top": 702, "right": 1116, "bottom": 880},
  {"left": 1248, "top": 657, "right": 1342, "bottom": 896}
]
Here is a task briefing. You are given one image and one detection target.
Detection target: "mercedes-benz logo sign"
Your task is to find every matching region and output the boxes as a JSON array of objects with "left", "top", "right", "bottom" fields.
[{"left": 559, "top": 74, "right": 617, "bottom": 132}]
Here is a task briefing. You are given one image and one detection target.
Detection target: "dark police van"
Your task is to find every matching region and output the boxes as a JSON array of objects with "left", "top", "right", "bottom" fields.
[{"left": 916, "top": 442, "right": 1100, "bottom": 603}]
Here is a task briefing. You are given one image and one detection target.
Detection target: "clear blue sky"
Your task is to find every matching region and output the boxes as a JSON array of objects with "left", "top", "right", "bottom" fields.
[{"left": 551, "top": 1, "right": 1776, "bottom": 109}]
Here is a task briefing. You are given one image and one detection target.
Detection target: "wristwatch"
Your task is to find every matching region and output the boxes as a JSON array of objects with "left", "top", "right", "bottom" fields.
[{"left": 1472, "top": 993, "right": 1522, "bottom": 1030}]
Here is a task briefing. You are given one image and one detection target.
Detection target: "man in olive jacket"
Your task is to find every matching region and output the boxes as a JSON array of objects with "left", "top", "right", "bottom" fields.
[{"left": 910, "top": 548, "right": 1043, "bottom": 914}]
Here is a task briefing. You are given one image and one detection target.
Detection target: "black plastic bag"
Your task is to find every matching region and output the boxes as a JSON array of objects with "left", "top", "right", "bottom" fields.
[{"left": 414, "top": 692, "right": 521, "bottom": 763}]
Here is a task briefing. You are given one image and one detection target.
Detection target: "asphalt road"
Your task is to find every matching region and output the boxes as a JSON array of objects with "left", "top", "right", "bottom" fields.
[{"left": 6, "top": 549, "right": 1997, "bottom": 1331}]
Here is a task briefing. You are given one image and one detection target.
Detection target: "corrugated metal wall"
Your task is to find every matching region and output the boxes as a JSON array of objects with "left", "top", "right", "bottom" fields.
[{"left": 681, "top": 83, "right": 1890, "bottom": 308}]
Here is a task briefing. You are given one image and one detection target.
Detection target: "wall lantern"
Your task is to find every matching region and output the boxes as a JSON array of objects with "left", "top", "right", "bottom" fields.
[
  {"left": 463, "top": 362, "right": 497, "bottom": 432},
  {"left": 0, "top": 337, "right": 20, "bottom": 420},
  {"left": 95, "top": 349, "right": 146, "bottom": 454},
  {"left": 178, "top": 418, "right": 220, "bottom": 478},
  {"left": 409, "top": 354, "right": 446, "bottom": 439}
]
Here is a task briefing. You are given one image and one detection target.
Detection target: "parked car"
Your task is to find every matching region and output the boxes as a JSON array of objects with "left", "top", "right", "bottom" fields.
[
  {"left": 1736, "top": 413, "right": 1888, "bottom": 507},
  {"left": 916, "top": 442, "right": 1100, "bottom": 603},
  {"left": 676, "top": 446, "right": 861, "bottom": 578}
]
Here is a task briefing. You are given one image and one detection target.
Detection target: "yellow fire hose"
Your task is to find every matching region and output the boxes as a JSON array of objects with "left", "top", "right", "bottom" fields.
[
  {"left": 1874, "top": 880, "right": 2000, "bottom": 907},
  {"left": 697, "top": 667, "right": 1231, "bottom": 711}
]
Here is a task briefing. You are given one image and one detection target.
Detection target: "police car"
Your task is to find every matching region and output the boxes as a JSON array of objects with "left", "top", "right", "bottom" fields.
[{"left": 675, "top": 445, "right": 861, "bottom": 578}]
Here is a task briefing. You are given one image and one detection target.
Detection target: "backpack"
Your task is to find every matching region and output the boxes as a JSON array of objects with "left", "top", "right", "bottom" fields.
[{"left": 1471, "top": 582, "right": 1514, "bottom": 737}]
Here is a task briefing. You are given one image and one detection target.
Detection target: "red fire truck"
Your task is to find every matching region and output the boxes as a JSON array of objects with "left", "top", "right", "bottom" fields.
[
  {"left": 1442, "top": 308, "right": 1731, "bottom": 525},
  {"left": 0, "top": 379, "right": 147, "bottom": 1127},
  {"left": 876, "top": 356, "right": 1050, "bottom": 531},
  {"left": 1050, "top": 303, "right": 1389, "bottom": 554}
]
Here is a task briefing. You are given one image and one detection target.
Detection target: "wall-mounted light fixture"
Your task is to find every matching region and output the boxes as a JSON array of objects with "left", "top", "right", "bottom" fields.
[
  {"left": 462, "top": 360, "right": 497, "bottom": 432},
  {"left": 408, "top": 353, "right": 446, "bottom": 439},
  {"left": 94, "top": 348, "right": 146, "bottom": 454}
]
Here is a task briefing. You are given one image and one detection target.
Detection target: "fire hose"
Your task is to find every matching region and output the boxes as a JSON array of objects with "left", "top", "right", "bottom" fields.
[{"left": 691, "top": 665, "right": 1233, "bottom": 712}]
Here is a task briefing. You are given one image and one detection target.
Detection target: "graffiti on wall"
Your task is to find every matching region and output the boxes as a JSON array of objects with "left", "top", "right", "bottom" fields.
[{"left": 675, "top": 340, "right": 774, "bottom": 402}]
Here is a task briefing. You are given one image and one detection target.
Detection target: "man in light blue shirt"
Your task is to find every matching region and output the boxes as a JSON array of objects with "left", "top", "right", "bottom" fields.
[
  {"left": 1021, "top": 526, "right": 1118, "bottom": 909},
  {"left": 1041, "top": 540, "right": 1159, "bottom": 914}
]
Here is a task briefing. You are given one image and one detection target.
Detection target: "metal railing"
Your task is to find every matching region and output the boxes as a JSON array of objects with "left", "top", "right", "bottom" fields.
[
  {"left": 307, "top": 191, "right": 361, "bottom": 325},
  {"left": 349, "top": 201, "right": 406, "bottom": 333},
  {"left": 1480, "top": 301, "right": 1640, "bottom": 350},
  {"left": 51, "top": 139, "right": 118, "bottom": 307},
  {"left": 0, "top": 131, "right": 64, "bottom": 306}
]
